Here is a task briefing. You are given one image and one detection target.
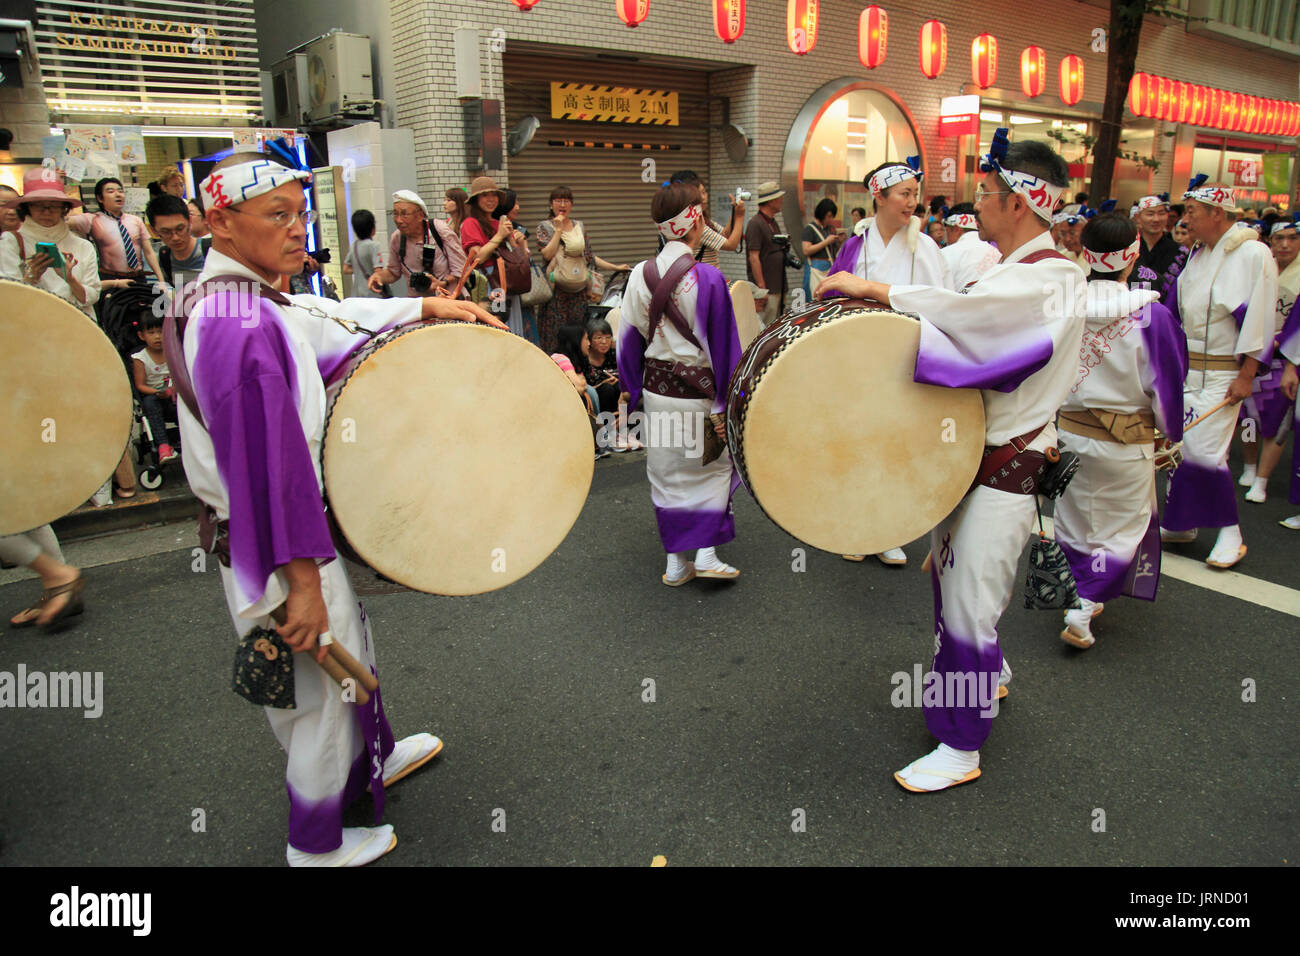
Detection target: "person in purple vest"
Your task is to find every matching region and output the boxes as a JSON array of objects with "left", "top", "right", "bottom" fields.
[{"left": 617, "top": 182, "right": 744, "bottom": 587}]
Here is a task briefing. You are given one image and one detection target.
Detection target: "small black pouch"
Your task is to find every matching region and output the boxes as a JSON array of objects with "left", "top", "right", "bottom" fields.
[
  {"left": 1037, "top": 449, "right": 1080, "bottom": 499},
  {"left": 1024, "top": 497, "right": 1082, "bottom": 611},
  {"left": 232, "top": 625, "right": 296, "bottom": 709}
]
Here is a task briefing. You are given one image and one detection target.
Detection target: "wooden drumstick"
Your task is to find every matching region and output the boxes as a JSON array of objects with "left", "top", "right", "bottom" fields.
[
  {"left": 270, "top": 605, "right": 372, "bottom": 704},
  {"left": 1184, "top": 397, "right": 1234, "bottom": 432}
]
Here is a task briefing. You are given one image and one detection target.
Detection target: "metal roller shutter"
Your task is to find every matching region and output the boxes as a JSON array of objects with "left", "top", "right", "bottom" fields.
[{"left": 502, "top": 51, "right": 711, "bottom": 269}]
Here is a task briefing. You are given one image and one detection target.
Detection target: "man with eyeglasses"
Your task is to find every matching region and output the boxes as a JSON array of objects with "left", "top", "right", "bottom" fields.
[
  {"left": 146, "top": 193, "right": 209, "bottom": 294},
  {"left": 173, "top": 151, "right": 504, "bottom": 867},
  {"left": 817, "top": 130, "right": 1085, "bottom": 795},
  {"left": 367, "top": 190, "right": 465, "bottom": 297}
]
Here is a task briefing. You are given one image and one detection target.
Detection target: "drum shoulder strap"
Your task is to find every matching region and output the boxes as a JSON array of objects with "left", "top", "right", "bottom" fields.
[
  {"left": 164, "top": 273, "right": 292, "bottom": 431},
  {"left": 1019, "top": 249, "right": 1069, "bottom": 265},
  {"left": 645, "top": 253, "right": 702, "bottom": 352}
]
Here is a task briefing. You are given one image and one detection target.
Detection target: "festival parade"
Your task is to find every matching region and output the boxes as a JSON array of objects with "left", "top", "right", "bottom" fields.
[{"left": 0, "top": 0, "right": 1294, "bottom": 900}]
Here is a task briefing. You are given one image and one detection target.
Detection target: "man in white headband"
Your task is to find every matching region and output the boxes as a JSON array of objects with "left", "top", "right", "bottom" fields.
[
  {"left": 1160, "top": 176, "right": 1277, "bottom": 568},
  {"left": 816, "top": 132, "right": 1085, "bottom": 793},
  {"left": 618, "top": 182, "right": 744, "bottom": 587},
  {"left": 939, "top": 201, "right": 999, "bottom": 290},
  {"left": 172, "top": 151, "right": 503, "bottom": 866},
  {"left": 1133, "top": 193, "right": 1183, "bottom": 306},
  {"left": 1050, "top": 204, "right": 1088, "bottom": 269}
]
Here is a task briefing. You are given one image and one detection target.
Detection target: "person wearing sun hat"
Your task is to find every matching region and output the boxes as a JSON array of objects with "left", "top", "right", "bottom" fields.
[
  {"left": 1160, "top": 176, "right": 1277, "bottom": 569},
  {"left": 0, "top": 167, "right": 100, "bottom": 318},
  {"left": 744, "top": 180, "right": 789, "bottom": 326},
  {"left": 461, "top": 174, "right": 525, "bottom": 333},
  {"left": 815, "top": 129, "right": 1085, "bottom": 794}
]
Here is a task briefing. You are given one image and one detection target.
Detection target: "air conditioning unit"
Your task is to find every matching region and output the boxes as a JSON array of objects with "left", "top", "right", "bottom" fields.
[
  {"left": 294, "top": 31, "right": 375, "bottom": 123},
  {"left": 270, "top": 53, "right": 307, "bottom": 128}
]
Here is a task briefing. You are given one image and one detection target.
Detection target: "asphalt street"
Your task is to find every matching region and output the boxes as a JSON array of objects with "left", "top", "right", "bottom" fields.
[{"left": 1, "top": 448, "right": 1296, "bottom": 867}]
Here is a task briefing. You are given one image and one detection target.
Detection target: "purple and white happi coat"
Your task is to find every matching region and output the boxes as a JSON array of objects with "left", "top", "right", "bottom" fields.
[
  {"left": 1278, "top": 277, "right": 1300, "bottom": 505},
  {"left": 617, "top": 241, "right": 743, "bottom": 553},
  {"left": 1054, "top": 283, "right": 1188, "bottom": 603},
  {"left": 886, "top": 231, "right": 1087, "bottom": 751},
  {"left": 177, "top": 249, "right": 423, "bottom": 854},
  {"left": 822, "top": 217, "right": 952, "bottom": 294},
  {"left": 940, "top": 230, "right": 1001, "bottom": 291},
  {"left": 1164, "top": 227, "right": 1278, "bottom": 531}
]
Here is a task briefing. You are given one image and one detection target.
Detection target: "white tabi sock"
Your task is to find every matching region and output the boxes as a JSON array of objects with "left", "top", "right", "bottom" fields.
[
  {"left": 286, "top": 825, "right": 396, "bottom": 867},
  {"left": 1212, "top": 524, "right": 1244, "bottom": 553},
  {"left": 1238, "top": 464, "right": 1257, "bottom": 486},
  {"left": 1245, "top": 477, "right": 1268, "bottom": 503},
  {"left": 665, "top": 552, "right": 689, "bottom": 578},
  {"left": 896, "top": 743, "right": 981, "bottom": 792},
  {"left": 694, "top": 547, "right": 732, "bottom": 572}
]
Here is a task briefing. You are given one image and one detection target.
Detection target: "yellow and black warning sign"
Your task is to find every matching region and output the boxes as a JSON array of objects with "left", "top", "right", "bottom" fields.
[{"left": 549, "top": 83, "right": 678, "bottom": 126}]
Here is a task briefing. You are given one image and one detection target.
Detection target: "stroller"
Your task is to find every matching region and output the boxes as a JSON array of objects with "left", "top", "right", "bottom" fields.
[
  {"left": 98, "top": 281, "right": 182, "bottom": 490},
  {"left": 586, "top": 267, "right": 631, "bottom": 326}
]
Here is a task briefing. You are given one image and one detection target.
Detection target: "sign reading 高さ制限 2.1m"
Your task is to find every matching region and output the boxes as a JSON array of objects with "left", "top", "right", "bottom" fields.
[{"left": 550, "top": 83, "right": 678, "bottom": 126}]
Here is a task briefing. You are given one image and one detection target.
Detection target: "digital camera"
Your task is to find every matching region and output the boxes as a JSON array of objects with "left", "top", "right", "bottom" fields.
[
  {"left": 773, "top": 233, "right": 803, "bottom": 270},
  {"left": 735, "top": 188, "right": 753, "bottom": 202},
  {"left": 409, "top": 243, "right": 440, "bottom": 294},
  {"left": 313, "top": 247, "right": 332, "bottom": 265}
]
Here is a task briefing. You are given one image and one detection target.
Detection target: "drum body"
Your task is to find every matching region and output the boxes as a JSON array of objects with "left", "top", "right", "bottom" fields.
[
  {"left": 321, "top": 321, "right": 593, "bottom": 595},
  {"left": 726, "top": 298, "right": 986, "bottom": 555},
  {"left": 1, "top": 281, "right": 133, "bottom": 534}
]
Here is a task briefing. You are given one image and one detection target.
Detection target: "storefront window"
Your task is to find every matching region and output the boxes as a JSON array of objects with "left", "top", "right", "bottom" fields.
[
  {"left": 976, "top": 109, "right": 1091, "bottom": 201},
  {"left": 1193, "top": 137, "right": 1292, "bottom": 211},
  {"left": 782, "top": 80, "right": 920, "bottom": 246}
]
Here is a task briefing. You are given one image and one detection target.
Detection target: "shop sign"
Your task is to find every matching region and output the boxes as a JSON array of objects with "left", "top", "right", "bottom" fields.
[
  {"left": 1228, "top": 158, "right": 1260, "bottom": 186},
  {"left": 550, "top": 83, "right": 678, "bottom": 125},
  {"left": 939, "top": 94, "right": 978, "bottom": 137},
  {"left": 1261, "top": 154, "right": 1289, "bottom": 195},
  {"left": 54, "top": 12, "right": 238, "bottom": 60}
]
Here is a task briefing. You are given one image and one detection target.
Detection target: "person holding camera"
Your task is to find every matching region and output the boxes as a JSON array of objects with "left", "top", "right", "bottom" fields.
[
  {"left": 368, "top": 190, "right": 465, "bottom": 297},
  {"left": 745, "top": 181, "right": 791, "bottom": 326}
]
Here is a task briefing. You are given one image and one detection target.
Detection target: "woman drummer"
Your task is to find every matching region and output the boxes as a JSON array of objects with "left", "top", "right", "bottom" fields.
[{"left": 822, "top": 157, "right": 951, "bottom": 566}]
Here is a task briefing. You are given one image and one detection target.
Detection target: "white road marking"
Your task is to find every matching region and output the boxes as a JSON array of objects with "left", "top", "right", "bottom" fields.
[{"left": 1036, "top": 516, "right": 1300, "bottom": 619}]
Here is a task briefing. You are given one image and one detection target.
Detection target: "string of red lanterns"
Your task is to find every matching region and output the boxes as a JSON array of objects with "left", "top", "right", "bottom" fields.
[
  {"left": 1129, "top": 72, "right": 1300, "bottom": 135},
  {"left": 713, "top": 0, "right": 744, "bottom": 44}
]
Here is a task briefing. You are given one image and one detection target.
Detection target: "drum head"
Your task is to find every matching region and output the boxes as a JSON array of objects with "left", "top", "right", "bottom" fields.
[
  {"left": 0, "top": 281, "right": 133, "bottom": 535},
  {"left": 322, "top": 323, "right": 593, "bottom": 595},
  {"left": 739, "top": 307, "right": 985, "bottom": 554},
  {"left": 729, "top": 280, "right": 761, "bottom": 349}
]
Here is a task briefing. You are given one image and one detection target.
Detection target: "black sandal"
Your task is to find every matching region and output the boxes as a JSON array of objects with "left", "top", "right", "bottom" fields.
[
  {"left": 37, "top": 575, "right": 86, "bottom": 632},
  {"left": 9, "top": 596, "right": 48, "bottom": 629}
]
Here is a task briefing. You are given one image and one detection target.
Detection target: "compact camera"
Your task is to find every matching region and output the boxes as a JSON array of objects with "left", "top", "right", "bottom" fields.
[
  {"left": 312, "top": 247, "right": 332, "bottom": 265},
  {"left": 772, "top": 233, "right": 803, "bottom": 270},
  {"left": 409, "top": 243, "right": 440, "bottom": 294},
  {"left": 735, "top": 188, "right": 753, "bottom": 202}
]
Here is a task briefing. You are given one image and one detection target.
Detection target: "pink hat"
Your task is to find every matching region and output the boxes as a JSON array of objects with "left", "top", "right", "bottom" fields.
[
  {"left": 4, "top": 167, "right": 83, "bottom": 210},
  {"left": 550, "top": 353, "right": 575, "bottom": 373}
]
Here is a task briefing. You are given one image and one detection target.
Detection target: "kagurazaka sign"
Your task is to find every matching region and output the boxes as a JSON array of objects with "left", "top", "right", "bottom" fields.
[{"left": 53, "top": 11, "right": 238, "bottom": 60}]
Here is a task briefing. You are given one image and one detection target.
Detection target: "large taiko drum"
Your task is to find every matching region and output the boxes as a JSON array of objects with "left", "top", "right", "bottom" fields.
[
  {"left": 725, "top": 297, "right": 986, "bottom": 555},
  {"left": 1, "top": 280, "right": 133, "bottom": 535},
  {"left": 321, "top": 320, "right": 593, "bottom": 596}
]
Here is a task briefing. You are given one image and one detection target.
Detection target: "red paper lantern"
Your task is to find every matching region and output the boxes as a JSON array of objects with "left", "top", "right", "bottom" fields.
[
  {"left": 511, "top": 0, "right": 541, "bottom": 9},
  {"left": 1021, "top": 46, "right": 1046, "bottom": 98},
  {"left": 919, "top": 20, "right": 947, "bottom": 79},
  {"left": 1206, "top": 87, "right": 1223, "bottom": 128},
  {"left": 1127, "top": 72, "right": 1150, "bottom": 116},
  {"left": 1059, "top": 55, "right": 1083, "bottom": 106},
  {"left": 1243, "top": 96, "right": 1259, "bottom": 133},
  {"left": 1156, "top": 76, "right": 1172, "bottom": 120},
  {"left": 1268, "top": 99, "right": 1281, "bottom": 135},
  {"left": 1189, "top": 85, "right": 1205, "bottom": 126},
  {"left": 787, "top": 0, "right": 819, "bottom": 55},
  {"left": 1222, "top": 92, "right": 1239, "bottom": 130},
  {"left": 616, "top": 0, "right": 648, "bottom": 27},
  {"left": 858, "top": 6, "right": 887, "bottom": 69},
  {"left": 971, "top": 34, "right": 997, "bottom": 89},
  {"left": 713, "top": 0, "right": 745, "bottom": 43},
  {"left": 1174, "top": 81, "right": 1192, "bottom": 124}
]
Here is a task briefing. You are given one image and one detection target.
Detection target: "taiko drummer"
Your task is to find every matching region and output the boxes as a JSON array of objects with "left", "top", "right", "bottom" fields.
[
  {"left": 817, "top": 131, "right": 1087, "bottom": 793},
  {"left": 172, "top": 149, "right": 502, "bottom": 865}
]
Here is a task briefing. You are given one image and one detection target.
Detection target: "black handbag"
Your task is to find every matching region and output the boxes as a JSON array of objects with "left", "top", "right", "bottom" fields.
[
  {"left": 1024, "top": 503, "right": 1082, "bottom": 611},
  {"left": 231, "top": 625, "right": 296, "bottom": 708}
]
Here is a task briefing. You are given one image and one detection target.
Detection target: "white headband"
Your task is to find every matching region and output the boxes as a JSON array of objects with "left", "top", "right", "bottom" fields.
[
  {"left": 1183, "top": 185, "right": 1236, "bottom": 211},
  {"left": 1135, "top": 195, "right": 1168, "bottom": 211},
  {"left": 943, "top": 213, "right": 978, "bottom": 230},
  {"left": 1271, "top": 220, "right": 1299, "bottom": 237},
  {"left": 869, "top": 165, "right": 921, "bottom": 199},
  {"left": 657, "top": 202, "right": 702, "bottom": 241},
  {"left": 200, "top": 159, "right": 312, "bottom": 211},
  {"left": 1051, "top": 208, "right": 1087, "bottom": 226},
  {"left": 1082, "top": 237, "right": 1141, "bottom": 273}
]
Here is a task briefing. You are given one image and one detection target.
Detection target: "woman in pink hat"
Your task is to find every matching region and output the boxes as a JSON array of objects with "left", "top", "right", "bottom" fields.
[{"left": 0, "top": 168, "right": 101, "bottom": 318}]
